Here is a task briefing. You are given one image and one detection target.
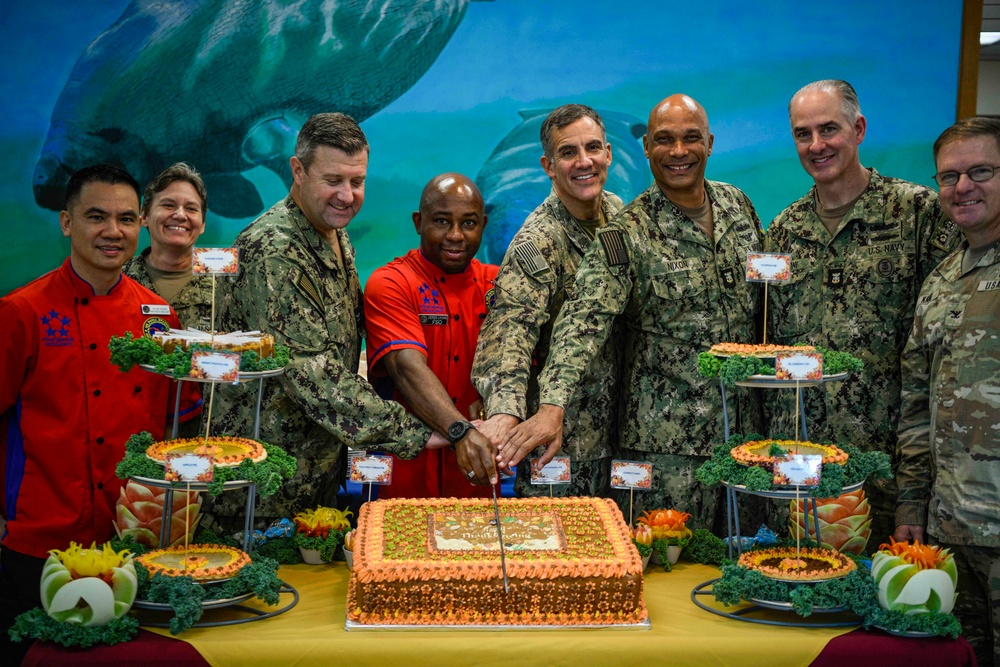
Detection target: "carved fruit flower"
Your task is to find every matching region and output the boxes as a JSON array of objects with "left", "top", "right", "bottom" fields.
[
  {"left": 637, "top": 509, "right": 692, "bottom": 542},
  {"left": 40, "top": 542, "right": 137, "bottom": 626},
  {"left": 789, "top": 488, "right": 871, "bottom": 554},
  {"left": 293, "top": 507, "right": 353, "bottom": 538},
  {"left": 343, "top": 530, "right": 356, "bottom": 552},
  {"left": 115, "top": 480, "right": 202, "bottom": 548},
  {"left": 871, "top": 539, "right": 958, "bottom": 615},
  {"left": 632, "top": 524, "right": 653, "bottom": 547}
]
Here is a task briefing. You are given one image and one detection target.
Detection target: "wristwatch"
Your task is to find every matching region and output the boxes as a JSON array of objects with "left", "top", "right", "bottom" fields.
[{"left": 447, "top": 420, "right": 476, "bottom": 444}]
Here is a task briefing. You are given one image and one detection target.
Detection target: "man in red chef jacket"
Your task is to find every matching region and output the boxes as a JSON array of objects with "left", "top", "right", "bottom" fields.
[
  {"left": 364, "top": 173, "right": 498, "bottom": 498},
  {"left": 0, "top": 165, "right": 201, "bottom": 661}
]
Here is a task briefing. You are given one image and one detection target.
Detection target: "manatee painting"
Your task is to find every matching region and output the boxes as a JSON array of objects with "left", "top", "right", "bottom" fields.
[
  {"left": 475, "top": 109, "right": 650, "bottom": 262},
  {"left": 33, "top": 0, "right": 473, "bottom": 218}
]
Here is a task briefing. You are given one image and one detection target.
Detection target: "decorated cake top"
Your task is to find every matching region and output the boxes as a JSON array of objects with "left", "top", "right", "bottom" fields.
[
  {"left": 738, "top": 546, "right": 856, "bottom": 582},
  {"left": 731, "top": 439, "right": 848, "bottom": 469},
  {"left": 136, "top": 544, "right": 250, "bottom": 581},
  {"left": 152, "top": 329, "right": 275, "bottom": 357},
  {"left": 708, "top": 343, "right": 816, "bottom": 357},
  {"left": 146, "top": 436, "right": 267, "bottom": 468},
  {"left": 353, "top": 497, "right": 641, "bottom": 584}
]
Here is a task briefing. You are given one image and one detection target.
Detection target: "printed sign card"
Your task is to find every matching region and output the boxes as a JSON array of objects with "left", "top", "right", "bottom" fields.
[
  {"left": 165, "top": 453, "right": 214, "bottom": 483},
  {"left": 773, "top": 454, "right": 822, "bottom": 487},
  {"left": 775, "top": 351, "right": 824, "bottom": 381},
  {"left": 189, "top": 350, "right": 241, "bottom": 383},
  {"left": 610, "top": 460, "right": 653, "bottom": 490},
  {"left": 530, "top": 456, "right": 571, "bottom": 485},
  {"left": 192, "top": 247, "right": 239, "bottom": 275},
  {"left": 746, "top": 252, "right": 792, "bottom": 283},
  {"left": 350, "top": 454, "right": 394, "bottom": 485}
]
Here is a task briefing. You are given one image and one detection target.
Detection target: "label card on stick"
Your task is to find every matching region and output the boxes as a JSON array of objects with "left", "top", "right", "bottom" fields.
[
  {"left": 530, "top": 456, "right": 571, "bottom": 485},
  {"left": 775, "top": 351, "right": 824, "bottom": 381},
  {"left": 192, "top": 247, "right": 239, "bottom": 275},
  {"left": 773, "top": 454, "right": 822, "bottom": 487},
  {"left": 350, "top": 454, "right": 394, "bottom": 485},
  {"left": 610, "top": 460, "right": 653, "bottom": 490},
  {"left": 746, "top": 252, "right": 792, "bottom": 283},
  {"left": 190, "top": 350, "right": 241, "bottom": 383},
  {"left": 165, "top": 453, "right": 214, "bottom": 483}
]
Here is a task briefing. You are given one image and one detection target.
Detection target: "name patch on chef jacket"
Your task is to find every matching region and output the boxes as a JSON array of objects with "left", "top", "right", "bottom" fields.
[{"left": 141, "top": 304, "right": 171, "bottom": 315}]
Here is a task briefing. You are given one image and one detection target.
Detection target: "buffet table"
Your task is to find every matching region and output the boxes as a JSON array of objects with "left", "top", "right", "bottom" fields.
[{"left": 25, "top": 562, "right": 975, "bottom": 667}]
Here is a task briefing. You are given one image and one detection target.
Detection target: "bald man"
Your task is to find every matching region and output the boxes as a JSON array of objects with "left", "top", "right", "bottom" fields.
[
  {"left": 501, "top": 95, "right": 763, "bottom": 528},
  {"left": 364, "top": 173, "right": 499, "bottom": 498}
]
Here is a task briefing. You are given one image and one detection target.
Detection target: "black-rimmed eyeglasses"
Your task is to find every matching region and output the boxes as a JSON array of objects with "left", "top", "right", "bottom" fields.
[{"left": 932, "top": 165, "right": 999, "bottom": 187}]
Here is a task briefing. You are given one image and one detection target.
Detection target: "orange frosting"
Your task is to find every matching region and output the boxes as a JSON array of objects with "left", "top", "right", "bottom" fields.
[
  {"left": 137, "top": 544, "right": 250, "bottom": 581},
  {"left": 146, "top": 436, "right": 267, "bottom": 467},
  {"left": 347, "top": 497, "right": 647, "bottom": 626}
]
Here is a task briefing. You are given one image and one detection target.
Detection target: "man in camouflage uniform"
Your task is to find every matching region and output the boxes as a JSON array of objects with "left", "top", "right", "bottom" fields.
[
  {"left": 501, "top": 95, "right": 762, "bottom": 530},
  {"left": 124, "top": 163, "right": 215, "bottom": 331},
  {"left": 894, "top": 117, "right": 1000, "bottom": 667},
  {"left": 764, "top": 80, "right": 957, "bottom": 546},
  {"left": 207, "top": 114, "right": 496, "bottom": 533},
  {"left": 472, "top": 105, "right": 624, "bottom": 498}
]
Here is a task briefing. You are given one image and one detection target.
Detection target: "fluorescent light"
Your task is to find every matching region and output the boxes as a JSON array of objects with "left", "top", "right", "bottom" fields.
[{"left": 982, "top": 32, "right": 1000, "bottom": 46}]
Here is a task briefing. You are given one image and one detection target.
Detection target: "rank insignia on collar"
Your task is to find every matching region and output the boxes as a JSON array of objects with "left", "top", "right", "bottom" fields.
[
  {"left": 826, "top": 267, "right": 844, "bottom": 287},
  {"left": 598, "top": 229, "right": 629, "bottom": 266},
  {"left": 512, "top": 242, "right": 549, "bottom": 276}
]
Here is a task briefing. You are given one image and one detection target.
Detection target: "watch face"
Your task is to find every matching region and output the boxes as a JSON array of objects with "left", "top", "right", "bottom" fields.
[{"left": 448, "top": 421, "right": 470, "bottom": 442}]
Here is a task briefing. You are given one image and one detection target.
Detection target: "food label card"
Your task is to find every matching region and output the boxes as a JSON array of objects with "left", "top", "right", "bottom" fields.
[
  {"left": 773, "top": 454, "right": 822, "bottom": 487},
  {"left": 530, "top": 456, "right": 571, "bottom": 485},
  {"left": 775, "top": 351, "right": 824, "bottom": 381},
  {"left": 745, "top": 252, "right": 791, "bottom": 283},
  {"left": 165, "top": 453, "right": 214, "bottom": 482},
  {"left": 189, "top": 350, "right": 241, "bottom": 383},
  {"left": 192, "top": 247, "right": 239, "bottom": 275},
  {"left": 610, "top": 460, "right": 653, "bottom": 490},
  {"left": 350, "top": 454, "right": 393, "bottom": 485}
]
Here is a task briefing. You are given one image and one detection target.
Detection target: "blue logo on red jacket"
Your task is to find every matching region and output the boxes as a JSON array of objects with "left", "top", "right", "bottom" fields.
[
  {"left": 40, "top": 309, "right": 74, "bottom": 347},
  {"left": 418, "top": 283, "right": 445, "bottom": 314}
]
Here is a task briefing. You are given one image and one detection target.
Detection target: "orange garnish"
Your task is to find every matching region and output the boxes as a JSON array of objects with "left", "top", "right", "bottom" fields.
[{"left": 877, "top": 538, "right": 947, "bottom": 570}]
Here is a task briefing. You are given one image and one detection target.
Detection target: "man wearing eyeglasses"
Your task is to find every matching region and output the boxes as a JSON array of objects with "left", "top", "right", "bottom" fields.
[
  {"left": 763, "top": 80, "right": 958, "bottom": 548},
  {"left": 894, "top": 117, "right": 1000, "bottom": 667}
]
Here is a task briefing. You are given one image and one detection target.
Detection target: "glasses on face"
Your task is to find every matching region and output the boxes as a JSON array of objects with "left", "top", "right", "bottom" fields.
[{"left": 932, "top": 165, "right": 999, "bottom": 187}]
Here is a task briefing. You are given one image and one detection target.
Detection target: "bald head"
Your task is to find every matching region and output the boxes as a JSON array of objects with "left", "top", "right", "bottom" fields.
[
  {"left": 648, "top": 94, "right": 709, "bottom": 133},
  {"left": 414, "top": 173, "right": 487, "bottom": 274},
  {"left": 419, "top": 173, "right": 484, "bottom": 214},
  {"left": 643, "top": 94, "right": 714, "bottom": 206}
]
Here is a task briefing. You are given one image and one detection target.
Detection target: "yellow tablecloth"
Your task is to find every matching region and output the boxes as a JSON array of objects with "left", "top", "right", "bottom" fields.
[{"left": 147, "top": 562, "right": 855, "bottom": 667}]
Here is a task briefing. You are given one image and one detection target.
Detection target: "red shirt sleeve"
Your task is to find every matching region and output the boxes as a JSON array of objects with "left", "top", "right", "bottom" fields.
[{"left": 364, "top": 264, "right": 428, "bottom": 372}]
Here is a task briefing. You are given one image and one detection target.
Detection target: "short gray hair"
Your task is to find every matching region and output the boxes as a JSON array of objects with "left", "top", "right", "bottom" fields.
[{"left": 789, "top": 80, "right": 862, "bottom": 124}]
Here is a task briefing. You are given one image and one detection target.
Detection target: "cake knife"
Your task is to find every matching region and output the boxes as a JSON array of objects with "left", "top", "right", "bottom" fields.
[{"left": 491, "top": 480, "right": 510, "bottom": 593}]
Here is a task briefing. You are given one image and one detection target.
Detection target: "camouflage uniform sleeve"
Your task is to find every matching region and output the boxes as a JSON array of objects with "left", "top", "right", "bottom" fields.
[
  {"left": 537, "top": 224, "right": 633, "bottom": 408},
  {"left": 472, "top": 236, "right": 556, "bottom": 419},
  {"left": 242, "top": 255, "right": 431, "bottom": 458},
  {"left": 914, "top": 189, "right": 960, "bottom": 284},
  {"left": 895, "top": 283, "right": 934, "bottom": 528}
]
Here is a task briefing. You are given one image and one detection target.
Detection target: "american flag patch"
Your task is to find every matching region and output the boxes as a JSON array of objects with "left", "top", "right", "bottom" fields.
[
  {"left": 513, "top": 242, "right": 549, "bottom": 275},
  {"left": 598, "top": 229, "right": 629, "bottom": 266}
]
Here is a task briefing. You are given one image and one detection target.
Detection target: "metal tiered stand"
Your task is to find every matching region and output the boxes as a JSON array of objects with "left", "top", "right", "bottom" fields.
[
  {"left": 690, "top": 371, "right": 861, "bottom": 627},
  {"left": 130, "top": 366, "right": 299, "bottom": 626}
]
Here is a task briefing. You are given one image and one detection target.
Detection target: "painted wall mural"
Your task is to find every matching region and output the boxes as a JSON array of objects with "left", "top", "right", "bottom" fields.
[{"left": 0, "top": 0, "right": 963, "bottom": 296}]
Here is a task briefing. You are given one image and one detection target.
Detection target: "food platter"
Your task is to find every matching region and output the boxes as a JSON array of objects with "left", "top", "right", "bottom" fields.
[
  {"left": 735, "top": 372, "right": 848, "bottom": 388},
  {"left": 138, "top": 364, "right": 284, "bottom": 382}
]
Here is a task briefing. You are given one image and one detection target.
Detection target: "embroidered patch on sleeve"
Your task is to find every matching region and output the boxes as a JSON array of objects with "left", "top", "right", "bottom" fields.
[
  {"left": 512, "top": 242, "right": 549, "bottom": 275},
  {"left": 598, "top": 229, "right": 629, "bottom": 266}
]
